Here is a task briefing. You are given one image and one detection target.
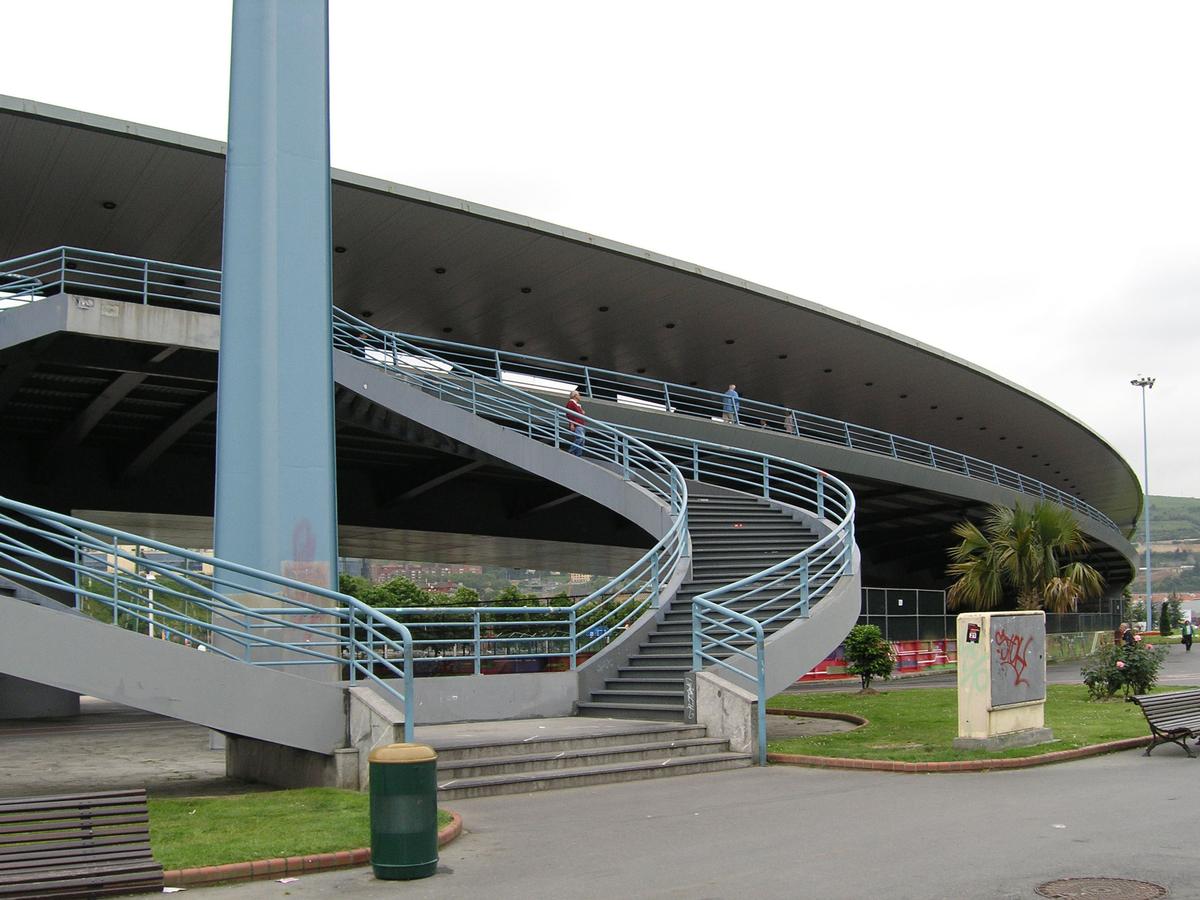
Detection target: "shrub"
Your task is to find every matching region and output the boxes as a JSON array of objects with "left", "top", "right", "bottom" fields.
[
  {"left": 1081, "top": 642, "right": 1169, "bottom": 700},
  {"left": 843, "top": 624, "right": 896, "bottom": 691},
  {"left": 1159, "top": 600, "right": 1174, "bottom": 636}
]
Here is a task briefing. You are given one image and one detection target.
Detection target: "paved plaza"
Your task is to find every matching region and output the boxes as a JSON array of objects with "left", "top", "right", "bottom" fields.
[{"left": 6, "top": 647, "right": 1200, "bottom": 898}]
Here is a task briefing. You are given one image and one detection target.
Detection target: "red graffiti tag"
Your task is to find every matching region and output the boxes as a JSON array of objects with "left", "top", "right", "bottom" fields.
[{"left": 993, "top": 628, "right": 1032, "bottom": 687}]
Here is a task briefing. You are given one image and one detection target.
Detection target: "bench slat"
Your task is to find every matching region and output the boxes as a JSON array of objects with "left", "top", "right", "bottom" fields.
[
  {"left": 0, "top": 790, "right": 161, "bottom": 899},
  {"left": 0, "top": 846, "right": 153, "bottom": 871},
  {"left": 0, "top": 803, "right": 150, "bottom": 826},
  {"left": 0, "top": 835, "right": 150, "bottom": 863}
]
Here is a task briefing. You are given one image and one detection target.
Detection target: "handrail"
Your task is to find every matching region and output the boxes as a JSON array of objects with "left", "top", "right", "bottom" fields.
[
  {"left": 0, "top": 246, "right": 1117, "bottom": 532},
  {"left": 0, "top": 495, "right": 417, "bottom": 742},
  {"left": 330, "top": 308, "right": 690, "bottom": 671},
  {"left": 693, "top": 599, "right": 767, "bottom": 765}
]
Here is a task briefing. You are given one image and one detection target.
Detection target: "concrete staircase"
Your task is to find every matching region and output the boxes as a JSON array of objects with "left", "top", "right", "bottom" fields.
[
  {"left": 430, "top": 719, "right": 752, "bottom": 799},
  {"left": 576, "top": 490, "right": 818, "bottom": 721}
]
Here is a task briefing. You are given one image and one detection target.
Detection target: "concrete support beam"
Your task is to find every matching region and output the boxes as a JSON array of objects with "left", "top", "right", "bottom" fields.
[{"left": 214, "top": 0, "right": 338, "bottom": 592}]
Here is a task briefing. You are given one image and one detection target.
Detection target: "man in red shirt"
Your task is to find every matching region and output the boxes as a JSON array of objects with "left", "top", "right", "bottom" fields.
[{"left": 566, "top": 389, "right": 586, "bottom": 456}]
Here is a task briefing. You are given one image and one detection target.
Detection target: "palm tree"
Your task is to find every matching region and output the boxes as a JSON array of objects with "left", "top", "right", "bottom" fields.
[{"left": 947, "top": 501, "right": 1105, "bottom": 614}]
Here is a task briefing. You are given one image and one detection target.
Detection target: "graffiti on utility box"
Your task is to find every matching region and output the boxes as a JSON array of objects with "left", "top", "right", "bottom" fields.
[{"left": 989, "top": 614, "right": 1045, "bottom": 706}]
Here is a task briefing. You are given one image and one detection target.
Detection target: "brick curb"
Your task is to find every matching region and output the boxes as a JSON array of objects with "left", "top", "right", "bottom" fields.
[{"left": 163, "top": 811, "right": 462, "bottom": 888}]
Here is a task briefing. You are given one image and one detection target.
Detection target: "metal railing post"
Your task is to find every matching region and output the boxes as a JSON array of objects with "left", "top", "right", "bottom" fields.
[
  {"left": 755, "top": 631, "right": 767, "bottom": 766},
  {"left": 663, "top": 383, "right": 672, "bottom": 412},
  {"left": 347, "top": 608, "right": 357, "bottom": 684},
  {"left": 762, "top": 458, "right": 770, "bottom": 498},
  {"left": 584, "top": 368, "right": 593, "bottom": 398},
  {"left": 473, "top": 612, "right": 481, "bottom": 675},
  {"left": 651, "top": 550, "right": 661, "bottom": 609},
  {"left": 142, "top": 260, "right": 150, "bottom": 304},
  {"left": 816, "top": 476, "right": 826, "bottom": 519},
  {"left": 569, "top": 608, "right": 578, "bottom": 670},
  {"left": 110, "top": 536, "right": 119, "bottom": 625},
  {"left": 843, "top": 422, "right": 852, "bottom": 447},
  {"left": 494, "top": 350, "right": 503, "bottom": 379},
  {"left": 888, "top": 435, "right": 898, "bottom": 458}
]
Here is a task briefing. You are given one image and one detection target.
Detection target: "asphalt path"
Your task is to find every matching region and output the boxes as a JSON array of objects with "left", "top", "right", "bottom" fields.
[{"left": 192, "top": 645, "right": 1200, "bottom": 900}]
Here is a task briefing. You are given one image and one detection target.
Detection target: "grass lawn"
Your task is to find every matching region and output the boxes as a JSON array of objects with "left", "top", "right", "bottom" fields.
[
  {"left": 148, "top": 788, "right": 453, "bottom": 871},
  {"left": 767, "top": 683, "right": 1194, "bottom": 763}
]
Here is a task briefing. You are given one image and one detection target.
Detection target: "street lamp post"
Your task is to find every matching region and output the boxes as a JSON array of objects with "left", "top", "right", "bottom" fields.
[{"left": 1131, "top": 375, "right": 1155, "bottom": 633}]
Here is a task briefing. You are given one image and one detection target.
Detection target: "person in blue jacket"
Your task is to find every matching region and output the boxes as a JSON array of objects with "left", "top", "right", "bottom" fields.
[{"left": 722, "top": 384, "right": 740, "bottom": 425}]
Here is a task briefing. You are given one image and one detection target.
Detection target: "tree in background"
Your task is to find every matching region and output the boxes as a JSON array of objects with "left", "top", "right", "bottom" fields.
[
  {"left": 1159, "top": 597, "right": 1175, "bottom": 636},
  {"left": 843, "top": 624, "right": 895, "bottom": 692},
  {"left": 947, "top": 501, "right": 1105, "bottom": 614}
]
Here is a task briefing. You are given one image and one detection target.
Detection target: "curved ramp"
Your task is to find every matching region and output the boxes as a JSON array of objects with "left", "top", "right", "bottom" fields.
[{"left": 0, "top": 594, "right": 346, "bottom": 754}]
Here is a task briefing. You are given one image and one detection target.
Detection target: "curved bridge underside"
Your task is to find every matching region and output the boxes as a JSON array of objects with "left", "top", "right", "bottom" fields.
[{"left": 0, "top": 296, "right": 1134, "bottom": 594}]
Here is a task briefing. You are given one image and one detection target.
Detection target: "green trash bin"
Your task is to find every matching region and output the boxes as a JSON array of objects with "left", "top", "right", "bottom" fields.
[{"left": 369, "top": 743, "right": 439, "bottom": 880}]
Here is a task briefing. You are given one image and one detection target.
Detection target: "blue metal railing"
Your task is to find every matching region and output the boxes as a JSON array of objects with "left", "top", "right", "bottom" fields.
[
  {"left": 0, "top": 246, "right": 1117, "bottom": 532},
  {"left": 330, "top": 308, "right": 690, "bottom": 670},
  {"left": 0, "top": 246, "right": 861, "bottom": 751},
  {"left": 0, "top": 495, "right": 417, "bottom": 741}
]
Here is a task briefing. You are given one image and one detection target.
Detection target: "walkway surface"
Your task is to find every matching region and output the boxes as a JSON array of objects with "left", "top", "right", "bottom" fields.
[{"left": 4, "top": 646, "right": 1200, "bottom": 898}]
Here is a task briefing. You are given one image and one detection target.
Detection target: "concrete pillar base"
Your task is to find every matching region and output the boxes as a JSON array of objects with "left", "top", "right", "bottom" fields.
[
  {"left": 0, "top": 675, "right": 80, "bottom": 719},
  {"left": 226, "top": 735, "right": 359, "bottom": 790}
]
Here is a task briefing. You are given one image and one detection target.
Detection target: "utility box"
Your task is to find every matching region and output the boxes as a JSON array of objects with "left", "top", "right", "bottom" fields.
[{"left": 953, "top": 611, "right": 1054, "bottom": 751}]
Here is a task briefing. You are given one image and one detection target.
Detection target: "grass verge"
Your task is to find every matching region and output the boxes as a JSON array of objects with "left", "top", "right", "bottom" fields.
[
  {"left": 767, "top": 683, "right": 1193, "bottom": 763},
  {"left": 149, "top": 788, "right": 452, "bottom": 871}
]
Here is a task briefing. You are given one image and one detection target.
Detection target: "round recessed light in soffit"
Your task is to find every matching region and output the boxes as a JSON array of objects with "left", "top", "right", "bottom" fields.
[
  {"left": 514, "top": 341, "right": 525, "bottom": 348},
  {"left": 361, "top": 310, "right": 373, "bottom": 319},
  {"left": 101, "top": 200, "right": 117, "bottom": 210},
  {"left": 823, "top": 368, "right": 833, "bottom": 374},
  {"left": 442, "top": 327, "right": 453, "bottom": 333},
  {"left": 665, "top": 323, "right": 676, "bottom": 329},
  {"left": 725, "top": 339, "right": 735, "bottom": 345},
  {"left": 334, "top": 245, "right": 347, "bottom": 253},
  {"left": 520, "top": 287, "right": 532, "bottom": 294},
  {"left": 597, "top": 306, "right": 609, "bottom": 312},
  {"left": 434, "top": 266, "right": 447, "bottom": 275}
]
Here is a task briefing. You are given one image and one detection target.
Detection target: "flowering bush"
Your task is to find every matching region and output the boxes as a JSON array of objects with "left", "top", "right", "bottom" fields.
[{"left": 1082, "top": 642, "right": 1168, "bottom": 700}]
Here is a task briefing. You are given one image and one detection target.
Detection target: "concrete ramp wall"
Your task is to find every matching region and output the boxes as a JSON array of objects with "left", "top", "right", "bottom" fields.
[{"left": 0, "top": 596, "right": 347, "bottom": 754}]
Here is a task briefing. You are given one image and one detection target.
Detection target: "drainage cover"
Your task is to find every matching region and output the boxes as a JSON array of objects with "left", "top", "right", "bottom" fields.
[{"left": 1035, "top": 878, "right": 1167, "bottom": 899}]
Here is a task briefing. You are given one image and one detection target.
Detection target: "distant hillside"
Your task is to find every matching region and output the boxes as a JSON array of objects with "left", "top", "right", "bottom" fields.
[{"left": 1135, "top": 495, "right": 1200, "bottom": 544}]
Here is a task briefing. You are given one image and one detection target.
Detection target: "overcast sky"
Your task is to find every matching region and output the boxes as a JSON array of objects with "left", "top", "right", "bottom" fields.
[{"left": 6, "top": 1, "right": 1198, "bottom": 498}]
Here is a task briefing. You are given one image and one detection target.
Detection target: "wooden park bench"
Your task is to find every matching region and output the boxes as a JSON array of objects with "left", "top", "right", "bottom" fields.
[
  {"left": 1132, "top": 689, "right": 1200, "bottom": 758},
  {"left": 0, "top": 788, "right": 163, "bottom": 898}
]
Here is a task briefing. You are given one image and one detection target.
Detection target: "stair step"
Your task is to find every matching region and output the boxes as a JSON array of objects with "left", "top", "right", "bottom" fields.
[
  {"left": 590, "top": 688, "right": 684, "bottom": 704},
  {"left": 576, "top": 701, "right": 687, "bottom": 721},
  {"left": 617, "top": 665, "right": 689, "bottom": 677},
  {"left": 604, "top": 677, "right": 687, "bottom": 692},
  {"left": 431, "top": 723, "right": 709, "bottom": 762},
  {"left": 436, "top": 751, "right": 753, "bottom": 799},
  {"left": 437, "top": 737, "right": 730, "bottom": 779}
]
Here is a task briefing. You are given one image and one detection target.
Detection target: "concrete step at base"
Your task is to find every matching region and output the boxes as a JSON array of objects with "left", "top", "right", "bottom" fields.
[
  {"left": 577, "top": 701, "right": 686, "bottom": 721},
  {"left": 436, "top": 751, "right": 753, "bottom": 799},
  {"left": 438, "top": 737, "right": 730, "bottom": 779},
  {"left": 433, "top": 723, "right": 708, "bottom": 762}
]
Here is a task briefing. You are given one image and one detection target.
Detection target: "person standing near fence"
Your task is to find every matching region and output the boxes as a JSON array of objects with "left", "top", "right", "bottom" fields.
[
  {"left": 1183, "top": 618, "right": 1195, "bottom": 652},
  {"left": 722, "top": 384, "right": 740, "bottom": 425},
  {"left": 566, "top": 389, "right": 586, "bottom": 456}
]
